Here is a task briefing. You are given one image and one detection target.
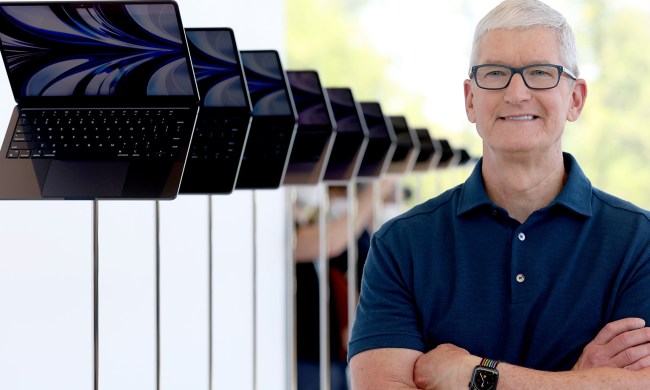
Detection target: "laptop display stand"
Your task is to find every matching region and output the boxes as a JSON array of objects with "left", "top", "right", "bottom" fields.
[
  {"left": 346, "top": 180, "right": 358, "bottom": 350},
  {"left": 251, "top": 192, "right": 258, "bottom": 390},
  {"left": 93, "top": 200, "right": 99, "bottom": 390},
  {"left": 208, "top": 196, "right": 214, "bottom": 390},
  {"left": 317, "top": 183, "right": 330, "bottom": 390},
  {"left": 155, "top": 201, "right": 162, "bottom": 390},
  {"left": 285, "top": 187, "right": 298, "bottom": 390}
]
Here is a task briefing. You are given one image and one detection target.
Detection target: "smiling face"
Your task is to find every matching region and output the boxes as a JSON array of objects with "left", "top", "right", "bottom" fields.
[{"left": 464, "top": 27, "right": 587, "bottom": 158}]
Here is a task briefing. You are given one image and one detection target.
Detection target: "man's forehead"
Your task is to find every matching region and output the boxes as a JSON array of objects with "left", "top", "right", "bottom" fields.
[{"left": 476, "top": 28, "right": 562, "bottom": 64}]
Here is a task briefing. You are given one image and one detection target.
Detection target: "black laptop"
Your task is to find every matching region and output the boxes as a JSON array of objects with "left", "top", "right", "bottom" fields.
[
  {"left": 283, "top": 70, "right": 336, "bottom": 185},
  {"left": 0, "top": 1, "right": 200, "bottom": 199},
  {"left": 179, "top": 28, "right": 252, "bottom": 194},
  {"left": 235, "top": 50, "right": 297, "bottom": 190},
  {"left": 412, "top": 128, "right": 441, "bottom": 172},
  {"left": 386, "top": 115, "right": 419, "bottom": 175},
  {"left": 434, "top": 139, "right": 457, "bottom": 169},
  {"left": 355, "top": 102, "right": 396, "bottom": 181},
  {"left": 322, "top": 87, "right": 368, "bottom": 183}
]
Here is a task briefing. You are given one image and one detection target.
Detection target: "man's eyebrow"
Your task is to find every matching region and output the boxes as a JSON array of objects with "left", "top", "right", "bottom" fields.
[{"left": 480, "top": 59, "right": 553, "bottom": 65}]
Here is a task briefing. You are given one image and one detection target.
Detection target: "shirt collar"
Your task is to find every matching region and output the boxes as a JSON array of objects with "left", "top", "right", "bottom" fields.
[{"left": 457, "top": 152, "right": 593, "bottom": 217}]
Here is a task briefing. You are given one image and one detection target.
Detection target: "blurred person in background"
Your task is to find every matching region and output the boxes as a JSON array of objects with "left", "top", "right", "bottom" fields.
[{"left": 293, "top": 179, "right": 393, "bottom": 390}]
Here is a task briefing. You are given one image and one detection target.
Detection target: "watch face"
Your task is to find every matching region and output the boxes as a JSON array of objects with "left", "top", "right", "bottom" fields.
[{"left": 471, "top": 367, "right": 499, "bottom": 390}]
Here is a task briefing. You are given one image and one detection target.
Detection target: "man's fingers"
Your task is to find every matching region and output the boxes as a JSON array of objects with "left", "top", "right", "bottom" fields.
[
  {"left": 624, "top": 353, "right": 650, "bottom": 371},
  {"left": 611, "top": 340, "right": 650, "bottom": 369},
  {"left": 593, "top": 318, "right": 646, "bottom": 345}
]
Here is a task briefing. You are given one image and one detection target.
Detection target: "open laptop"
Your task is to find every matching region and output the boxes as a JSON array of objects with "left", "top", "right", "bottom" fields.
[
  {"left": 434, "top": 139, "right": 457, "bottom": 169},
  {"left": 412, "top": 128, "right": 442, "bottom": 172},
  {"left": 386, "top": 115, "right": 420, "bottom": 175},
  {"left": 179, "top": 28, "right": 252, "bottom": 194},
  {"left": 0, "top": 1, "right": 200, "bottom": 199},
  {"left": 355, "top": 102, "right": 396, "bottom": 181},
  {"left": 322, "top": 87, "right": 368, "bottom": 183},
  {"left": 235, "top": 50, "right": 297, "bottom": 190},
  {"left": 283, "top": 70, "right": 336, "bottom": 185}
]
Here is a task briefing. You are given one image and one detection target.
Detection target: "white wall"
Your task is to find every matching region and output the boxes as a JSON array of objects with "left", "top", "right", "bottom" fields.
[{"left": 0, "top": 1, "right": 288, "bottom": 389}]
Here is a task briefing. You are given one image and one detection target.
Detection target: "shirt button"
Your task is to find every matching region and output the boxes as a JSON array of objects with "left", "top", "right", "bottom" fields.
[
  {"left": 518, "top": 232, "right": 526, "bottom": 241},
  {"left": 516, "top": 274, "right": 526, "bottom": 283}
]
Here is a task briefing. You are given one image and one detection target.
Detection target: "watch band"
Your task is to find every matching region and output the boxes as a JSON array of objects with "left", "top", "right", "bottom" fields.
[{"left": 480, "top": 357, "right": 499, "bottom": 369}]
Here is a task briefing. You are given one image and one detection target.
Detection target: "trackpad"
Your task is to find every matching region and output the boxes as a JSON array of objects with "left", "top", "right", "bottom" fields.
[{"left": 42, "top": 161, "right": 128, "bottom": 198}]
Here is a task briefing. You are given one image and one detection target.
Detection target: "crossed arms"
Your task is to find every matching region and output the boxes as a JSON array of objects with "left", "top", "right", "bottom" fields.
[{"left": 350, "top": 318, "right": 650, "bottom": 389}]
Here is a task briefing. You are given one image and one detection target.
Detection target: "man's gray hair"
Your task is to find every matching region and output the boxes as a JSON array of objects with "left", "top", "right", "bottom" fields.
[{"left": 470, "top": 0, "right": 579, "bottom": 77}]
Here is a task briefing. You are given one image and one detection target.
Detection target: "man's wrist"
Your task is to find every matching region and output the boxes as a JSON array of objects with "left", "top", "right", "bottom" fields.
[{"left": 463, "top": 355, "right": 482, "bottom": 388}]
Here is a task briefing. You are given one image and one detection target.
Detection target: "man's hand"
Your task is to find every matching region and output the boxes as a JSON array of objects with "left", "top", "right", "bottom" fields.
[
  {"left": 573, "top": 318, "right": 650, "bottom": 371},
  {"left": 412, "top": 343, "right": 480, "bottom": 390}
]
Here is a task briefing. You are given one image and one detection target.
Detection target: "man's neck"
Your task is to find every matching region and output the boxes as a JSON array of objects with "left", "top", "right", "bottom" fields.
[{"left": 482, "top": 150, "right": 567, "bottom": 224}]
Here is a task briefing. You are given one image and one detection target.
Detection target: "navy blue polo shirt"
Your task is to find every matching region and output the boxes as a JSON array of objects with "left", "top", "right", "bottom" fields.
[{"left": 348, "top": 153, "right": 650, "bottom": 371}]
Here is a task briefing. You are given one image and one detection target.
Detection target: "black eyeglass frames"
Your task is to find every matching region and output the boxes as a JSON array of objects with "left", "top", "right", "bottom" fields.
[{"left": 470, "top": 64, "right": 577, "bottom": 90}]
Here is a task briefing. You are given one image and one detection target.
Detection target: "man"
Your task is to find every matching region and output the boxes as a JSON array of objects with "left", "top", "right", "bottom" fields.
[{"left": 348, "top": 0, "right": 650, "bottom": 389}]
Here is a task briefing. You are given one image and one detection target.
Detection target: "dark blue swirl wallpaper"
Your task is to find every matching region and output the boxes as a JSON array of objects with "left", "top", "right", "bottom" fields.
[
  {"left": 185, "top": 29, "right": 248, "bottom": 108},
  {"left": 286, "top": 71, "right": 332, "bottom": 127},
  {"left": 240, "top": 50, "right": 293, "bottom": 117},
  {"left": 360, "top": 102, "right": 390, "bottom": 138},
  {"left": 326, "top": 88, "right": 363, "bottom": 133},
  {"left": 0, "top": 3, "right": 196, "bottom": 98}
]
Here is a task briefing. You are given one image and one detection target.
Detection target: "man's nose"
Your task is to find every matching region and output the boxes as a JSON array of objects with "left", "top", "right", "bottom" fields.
[{"left": 504, "top": 73, "right": 531, "bottom": 103}]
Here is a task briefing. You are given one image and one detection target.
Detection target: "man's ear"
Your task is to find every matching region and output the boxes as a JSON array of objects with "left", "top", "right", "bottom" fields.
[
  {"left": 464, "top": 79, "right": 476, "bottom": 124},
  {"left": 567, "top": 79, "right": 588, "bottom": 122}
]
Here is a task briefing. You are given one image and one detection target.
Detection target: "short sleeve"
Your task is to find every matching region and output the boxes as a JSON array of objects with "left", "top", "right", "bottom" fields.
[{"left": 347, "top": 230, "right": 425, "bottom": 361}]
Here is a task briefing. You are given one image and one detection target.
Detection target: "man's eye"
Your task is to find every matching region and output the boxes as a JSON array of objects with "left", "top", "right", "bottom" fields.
[
  {"left": 527, "top": 68, "right": 554, "bottom": 77},
  {"left": 485, "top": 71, "right": 506, "bottom": 77}
]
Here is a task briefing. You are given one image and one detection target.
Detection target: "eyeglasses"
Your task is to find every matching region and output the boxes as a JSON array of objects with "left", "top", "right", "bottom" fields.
[{"left": 470, "top": 64, "right": 577, "bottom": 90}]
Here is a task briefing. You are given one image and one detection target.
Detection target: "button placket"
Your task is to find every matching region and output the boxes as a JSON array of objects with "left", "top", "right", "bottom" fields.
[{"left": 511, "top": 227, "right": 531, "bottom": 303}]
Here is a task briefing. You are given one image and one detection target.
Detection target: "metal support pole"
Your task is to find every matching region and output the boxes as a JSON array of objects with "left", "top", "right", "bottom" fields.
[
  {"left": 286, "top": 187, "right": 297, "bottom": 390},
  {"left": 346, "top": 181, "right": 358, "bottom": 347},
  {"left": 155, "top": 201, "right": 161, "bottom": 390},
  {"left": 93, "top": 200, "right": 99, "bottom": 390},
  {"left": 318, "top": 183, "right": 330, "bottom": 390},
  {"left": 208, "top": 195, "right": 213, "bottom": 390},
  {"left": 252, "top": 191, "right": 258, "bottom": 390},
  {"left": 373, "top": 179, "right": 388, "bottom": 233}
]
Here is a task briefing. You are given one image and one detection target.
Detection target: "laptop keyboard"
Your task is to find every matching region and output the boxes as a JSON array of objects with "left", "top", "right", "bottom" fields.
[
  {"left": 7, "top": 108, "right": 192, "bottom": 160},
  {"left": 189, "top": 115, "right": 248, "bottom": 161},
  {"left": 243, "top": 124, "right": 290, "bottom": 162}
]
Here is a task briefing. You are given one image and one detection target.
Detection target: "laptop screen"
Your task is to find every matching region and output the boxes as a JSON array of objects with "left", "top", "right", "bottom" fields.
[
  {"left": 390, "top": 116, "right": 414, "bottom": 162},
  {"left": 360, "top": 102, "right": 391, "bottom": 139},
  {"left": 0, "top": 2, "right": 198, "bottom": 105},
  {"left": 240, "top": 50, "right": 294, "bottom": 117},
  {"left": 286, "top": 71, "right": 333, "bottom": 127},
  {"left": 185, "top": 28, "right": 250, "bottom": 109},
  {"left": 356, "top": 102, "right": 394, "bottom": 178},
  {"left": 413, "top": 128, "right": 435, "bottom": 171},
  {"left": 326, "top": 88, "right": 364, "bottom": 133}
]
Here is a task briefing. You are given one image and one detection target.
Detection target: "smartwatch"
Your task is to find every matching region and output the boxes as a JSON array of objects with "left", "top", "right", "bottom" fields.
[{"left": 468, "top": 358, "right": 499, "bottom": 390}]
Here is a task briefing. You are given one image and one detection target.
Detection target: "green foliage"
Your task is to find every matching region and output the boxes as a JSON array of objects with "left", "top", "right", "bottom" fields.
[
  {"left": 286, "top": 0, "right": 392, "bottom": 100},
  {"left": 566, "top": 5, "right": 650, "bottom": 209}
]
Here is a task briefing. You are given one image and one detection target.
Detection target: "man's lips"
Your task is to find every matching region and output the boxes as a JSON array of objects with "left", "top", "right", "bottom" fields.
[{"left": 499, "top": 115, "right": 538, "bottom": 121}]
